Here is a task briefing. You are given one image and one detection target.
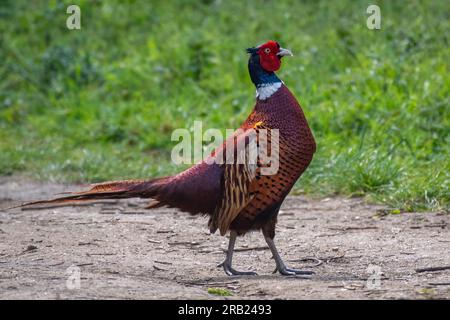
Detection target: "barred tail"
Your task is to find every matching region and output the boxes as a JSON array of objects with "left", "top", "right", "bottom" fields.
[{"left": 10, "top": 178, "right": 169, "bottom": 209}]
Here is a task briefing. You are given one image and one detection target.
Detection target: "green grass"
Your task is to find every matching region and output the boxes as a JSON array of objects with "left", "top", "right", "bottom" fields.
[
  {"left": 207, "top": 287, "right": 232, "bottom": 297},
  {"left": 0, "top": 0, "right": 448, "bottom": 212}
]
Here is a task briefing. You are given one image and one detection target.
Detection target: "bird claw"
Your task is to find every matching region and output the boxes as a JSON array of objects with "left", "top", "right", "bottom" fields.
[
  {"left": 218, "top": 261, "right": 258, "bottom": 276},
  {"left": 225, "top": 268, "right": 258, "bottom": 276},
  {"left": 276, "top": 266, "right": 314, "bottom": 276}
]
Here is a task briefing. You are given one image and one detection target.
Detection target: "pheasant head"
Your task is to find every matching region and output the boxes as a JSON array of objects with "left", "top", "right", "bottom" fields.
[{"left": 247, "top": 40, "right": 293, "bottom": 99}]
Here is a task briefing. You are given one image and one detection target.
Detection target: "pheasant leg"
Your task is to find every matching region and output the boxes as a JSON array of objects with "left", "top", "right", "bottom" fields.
[
  {"left": 218, "top": 231, "right": 258, "bottom": 276},
  {"left": 264, "top": 236, "right": 314, "bottom": 276}
]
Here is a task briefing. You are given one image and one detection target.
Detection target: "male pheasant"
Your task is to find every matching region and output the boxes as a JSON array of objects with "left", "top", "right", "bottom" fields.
[{"left": 18, "top": 41, "right": 316, "bottom": 276}]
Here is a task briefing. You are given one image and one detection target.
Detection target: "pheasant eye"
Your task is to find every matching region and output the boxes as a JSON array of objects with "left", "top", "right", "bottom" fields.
[{"left": 264, "top": 48, "right": 271, "bottom": 54}]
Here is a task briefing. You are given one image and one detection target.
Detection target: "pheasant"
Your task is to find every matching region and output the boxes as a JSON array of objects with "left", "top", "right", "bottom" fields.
[{"left": 17, "top": 40, "right": 316, "bottom": 276}]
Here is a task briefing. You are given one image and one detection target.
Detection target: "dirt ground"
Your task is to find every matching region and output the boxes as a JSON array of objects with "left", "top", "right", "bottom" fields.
[{"left": 0, "top": 176, "right": 449, "bottom": 300}]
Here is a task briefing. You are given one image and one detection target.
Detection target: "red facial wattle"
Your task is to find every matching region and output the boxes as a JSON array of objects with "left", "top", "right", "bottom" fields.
[
  {"left": 259, "top": 54, "right": 281, "bottom": 72},
  {"left": 257, "top": 41, "right": 282, "bottom": 72}
]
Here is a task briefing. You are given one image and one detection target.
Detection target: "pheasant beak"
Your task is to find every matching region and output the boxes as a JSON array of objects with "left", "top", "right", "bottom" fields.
[{"left": 277, "top": 48, "right": 293, "bottom": 58}]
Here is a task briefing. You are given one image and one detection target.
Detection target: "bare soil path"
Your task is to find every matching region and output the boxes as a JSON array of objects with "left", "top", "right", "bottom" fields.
[{"left": 0, "top": 176, "right": 448, "bottom": 299}]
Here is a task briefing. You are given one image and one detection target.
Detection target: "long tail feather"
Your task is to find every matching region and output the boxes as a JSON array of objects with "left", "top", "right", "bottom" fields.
[{"left": 7, "top": 178, "right": 166, "bottom": 210}]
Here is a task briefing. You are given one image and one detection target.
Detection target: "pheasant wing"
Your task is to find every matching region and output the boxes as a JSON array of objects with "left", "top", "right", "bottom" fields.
[{"left": 209, "top": 122, "right": 278, "bottom": 236}]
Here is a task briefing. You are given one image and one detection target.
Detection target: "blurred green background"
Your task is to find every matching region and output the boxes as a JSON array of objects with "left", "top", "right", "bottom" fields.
[{"left": 0, "top": 0, "right": 448, "bottom": 212}]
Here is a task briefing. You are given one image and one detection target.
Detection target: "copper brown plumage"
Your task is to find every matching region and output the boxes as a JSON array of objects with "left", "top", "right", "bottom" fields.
[{"left": 15, "top": 40, "right": 316, "bottom": 276}]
